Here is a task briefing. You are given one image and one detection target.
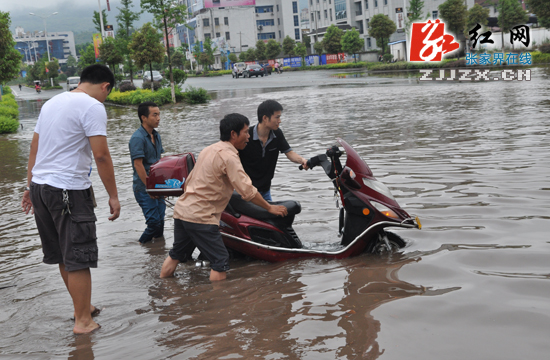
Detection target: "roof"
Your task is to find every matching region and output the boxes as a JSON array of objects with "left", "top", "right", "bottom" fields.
[{"left": 388, "top": 40, "right": 406, "bottom": 45}]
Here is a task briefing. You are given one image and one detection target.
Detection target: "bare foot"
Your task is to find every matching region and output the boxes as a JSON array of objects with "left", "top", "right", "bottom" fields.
[
  {"left": 72, "top": 305, "right": 100, "bottom": 320},
  {"left": 73, "top": 321, "right": 100, "bottom": 334}
]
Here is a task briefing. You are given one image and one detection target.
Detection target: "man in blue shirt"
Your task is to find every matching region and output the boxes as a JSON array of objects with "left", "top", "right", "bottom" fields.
[{"left": 129, "top": 102, "right": 165, "bottom": 244}]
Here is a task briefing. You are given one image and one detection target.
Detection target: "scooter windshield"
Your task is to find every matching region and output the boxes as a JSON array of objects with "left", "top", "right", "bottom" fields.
[{"left": 337, "top": 139, "right": 373, "bottom": 177}]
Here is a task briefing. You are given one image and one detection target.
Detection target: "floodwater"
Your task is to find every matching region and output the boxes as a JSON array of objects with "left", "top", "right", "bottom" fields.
[{"left": 1, "top": 68, "right": 550, "bottom": 359}]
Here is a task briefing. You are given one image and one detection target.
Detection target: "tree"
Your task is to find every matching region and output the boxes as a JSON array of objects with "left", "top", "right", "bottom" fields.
[
  {"left": 404, "top": 0, "right": 425, "bottom": 36},
  {"left": 266, "top": 39, "right": 282, "bottom": 59},
  {"left": 341, "top": 28, "right": 363, "bottom": 62},
  {"left": 439, "top": 0, "right": 467, "bottom": 39},
  {"left": 171, "top": 49, "right": 185, "bottom": 69},
  {"left": 77, "top": 44, "right": 98, "bottom": 73},
  {"left": 46, "top": 58, "right": 60, "bottom": 85},
  {"left": 140, "top": 0, "right": 188, "bottom": 103},
  {"left": 93, "top": 9, "right": 108, "bottom": 34},
  {"left": 172, "top": 68, "right": 187, "bottom": 86},
  {"left": 0, "top": 11, "right": 22, "bottom": 100},
  {"left": 76, "top": 42, "right": 92, "bottom": 56},
  {"left": 200, "top": 37, "right": 217, "bottom": 70},
  {"left": 238, "top": 52, "right": 247, "bottom": 61},
  {"left": 129, "top": 23, "right": 164, "bottom": 91},
  {"left": 368, "top": 14, "right": 396, "bottom": 55},
  {"left": 116, "top": 0, "right": 142, "bottom": 83},
  {"left": 464, "top": 3, "right": 490, "bottom": 50},
  {"left": 245, "top": 48, "right": 256, "bottom": 61},
  {"left": 322, "top": 24, "right": 344, "bottom": 54},
  {"left": 303, "top": 34, "right": 311, "bottom": 50},
  {"left": 313, "top": 41, "right": 324, "bottom": 55},
  {"left": 294, "top": 42, "right": 307, "bottom": 66},
  {"left": 99, "top": 37, "right": 124, "bottom": 79},
  {"left": 255, "top": 40, "right": 267, "bottom": 61},
  {"left": 282, "top": 36, "right": 296, "bottom": 56},
  {"left": 527, "top": 0, "right": 550, "bottom": 28},
  {"left": 228, "top": 53, "right": 238, "bottom": 63},
  {"left": 498, "top": 0, "right": 528, "bottom": 50}
]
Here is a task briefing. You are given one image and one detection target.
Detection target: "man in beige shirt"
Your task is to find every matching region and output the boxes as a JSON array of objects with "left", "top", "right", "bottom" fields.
[{"left": 160, "top": 113, "right": 288, "bottom": 281}]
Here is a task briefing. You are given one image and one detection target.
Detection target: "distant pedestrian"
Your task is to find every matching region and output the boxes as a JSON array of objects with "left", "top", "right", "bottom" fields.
[
  {"left": 18, "top": 84, "right": 22, "bottom": 91},
  {"left": 129, "top": 101, "right": 166, "bottom": 244},
  {"left": 274, "top": 62, "right": 280, "bottom": 74},
  {"left": 21, "top": 64, "right": 120, "bottom": 334}
]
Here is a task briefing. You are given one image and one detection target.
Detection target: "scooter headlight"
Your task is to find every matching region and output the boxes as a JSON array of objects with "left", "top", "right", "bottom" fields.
[
  {"left": 362, "top": 178, "right": 396, "bottom": 201},
  {"left": 370, "top": 201, "right": 400, "bottom": 220}
]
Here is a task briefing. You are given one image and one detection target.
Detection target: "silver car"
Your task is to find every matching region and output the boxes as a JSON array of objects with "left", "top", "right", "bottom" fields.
[{"left": 143, "top": 70, "right": 163, "bottom": 82}]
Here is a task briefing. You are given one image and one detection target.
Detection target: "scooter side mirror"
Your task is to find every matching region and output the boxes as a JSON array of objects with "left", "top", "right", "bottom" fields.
[{"left": 340, "top": 167, "right": 362, "bottom": 190}]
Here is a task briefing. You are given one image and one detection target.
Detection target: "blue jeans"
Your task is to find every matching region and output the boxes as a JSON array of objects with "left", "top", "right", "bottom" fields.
[
  {"left": 259, "top": 189, "right": 272, "bottom": 202},
  {"left": 134, "top": 190, "right": 166, "bottom": 243}
]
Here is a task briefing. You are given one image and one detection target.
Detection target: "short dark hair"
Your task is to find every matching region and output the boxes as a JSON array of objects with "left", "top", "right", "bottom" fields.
[
  {"left": 220, "top": 113, "right": 250, "bottom": 141},
  {"left": 137, "top": 101, "right": 158, "bottom": 123},
  {"left": 257, "top": 99, "right": 283, "bottom": 123},
  {"left": 80, "top": 64, "right": 115, "bottom": 91}
]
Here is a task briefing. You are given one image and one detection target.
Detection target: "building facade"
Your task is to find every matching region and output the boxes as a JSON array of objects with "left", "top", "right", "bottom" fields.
[
  {"left": 13, "top": 27, "right": 77, "bottom": 64},
  {"left": 308, "top": 0, "right": 476, "bottom": 58}
]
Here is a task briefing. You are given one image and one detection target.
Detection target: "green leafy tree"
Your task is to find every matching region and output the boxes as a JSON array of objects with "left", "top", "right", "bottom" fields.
[
  {"left": 76, "top": 42, "right": 92, "bottom": 56},
  {"left": 116, "top": 0, "right": 142, "bottom": 83},
  {"left": 255, "top": 40, "right": 267, "bottom": 61},
  {"left": 439, "top": 0, "right": 467, "bottom": 39},
  {"left": 245, "top": 48, "right": 256, "bottom": 61},
  {"left": 172, "top": 68, "right": 187, "bottom": 86},
  {"left": 266, "top": 39, "right": 282, "bottom": 59},
  {"left": 93, "top": 9, "right": 108, "bottom": 34},
  {"left": 171, "top": 49, "right": 185, "bottom": 69},
  {"left": 464, "top": 3, "right": 490, "bottom": 50},
  {"left": 322, "top": 24, "right": 344, "bottom": 54},
  {"left": 341, "top": 28, "right": 363, "bottom": 62},
  {"left": 498, "top": 0, "right": 528, "bottom": 50},
  {"left": 141, "top": 0, "right": 188, "bottom": 103},
  {"left": 77, "top": 44, "right": 98, "bottom": 73},
  {"left": 294, "top": 42, "right": 307, "bottom": 66},
  {"left": 527, "top": 0, "right": 550, "bottom": 28},
  {"left": 228, "top": 53, "right": 238, "bottom": 63},
  {"left": 199, "top": 37, "right": 216, "bottom": 70},
  {"left": 66, "top": 55, "right": 77, "bottom": 69},
  {"left": 313, "top": 41, "right": 324, "bottom": 55},
  {"left": 303, "top": 34, "right": 311, "bottom": 50},
  {"left": 404, "top": 0, "right": 424, "bottom": 36},
  {"left": 0, "top": 11, "right": 22, "bottom": 100},
  {"left": 238, "top": 52, "right": 247, "bottom": 61},
  {"left": 46, "top": 58, "right": 60, "bottom": 84},
  {"left": 369, "top": 14, "right": 396, "bottom": 55},
  {"left": 282, "top": 36, "right": 296, "bottom": 56},
  {"left": 129, "top": 23, "right": 164, "bottom": 91},
  {"left": 99, "top": 37, "right": 124, "bottom": 79}
]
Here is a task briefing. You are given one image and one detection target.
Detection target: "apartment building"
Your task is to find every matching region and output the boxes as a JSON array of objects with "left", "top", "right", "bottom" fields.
[{"left": 13, "top": 27, "right": 77, "bottom": 64}]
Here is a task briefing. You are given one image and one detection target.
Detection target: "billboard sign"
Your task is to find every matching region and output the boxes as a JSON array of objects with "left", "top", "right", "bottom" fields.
[
  {"left": 93, "top": 33, "right": 102, "bottom": 60},
  {"left": 204, "top": 0, "right": 255, "bottom": 8}
]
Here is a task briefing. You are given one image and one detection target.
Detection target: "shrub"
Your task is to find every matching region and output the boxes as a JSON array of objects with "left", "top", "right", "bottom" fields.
[
  {"left": 0, "top": 115, "right": 19, "bottom": 134},
  {"left": 172, "top": 68, "right": 187, "bottom": 86},
  {"left": 106, "top": 87, "right": 185, "bottom": 106},
  {"left": 383, "top": 54, "right": 394, "bottom": 62},
  {"left": 58, "top": 74, "right": 68, "bottom": 81},
  {"left": 184, "top": 86, "right": 210, "bottom": 104},
  {"left": 539, "top": 44, "right": 550, "bottom": 54},
  {"left": 142, "top": 81, "right": 162, "bottom": 90},
  {"left": 532, "top": 51, "right": 550, "bottom": 64},
  {"left": 0, "top": 104, "right": 19, "bottom": 119},
  {"left": 119, "top": 82, "right": 137, "bottom": 92}
]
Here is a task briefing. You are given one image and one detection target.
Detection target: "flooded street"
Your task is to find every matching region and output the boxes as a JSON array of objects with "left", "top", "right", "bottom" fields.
[{"left": 1, "top": 68, "right": 550, "bottom": 359}]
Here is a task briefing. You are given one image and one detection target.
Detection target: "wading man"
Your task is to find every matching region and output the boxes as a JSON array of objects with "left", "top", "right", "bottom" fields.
[
  {"left": 238, "top": 100, "right": 308, "bottom": 201},
  {"left": 129, "top": 102, "right": 165, "bottom": 244},
  {"left": 160, "top": 113, "right": 288, "bottom": 281},
  {"left": 21, "top": 64, "right": 120, "bottom": 334}
]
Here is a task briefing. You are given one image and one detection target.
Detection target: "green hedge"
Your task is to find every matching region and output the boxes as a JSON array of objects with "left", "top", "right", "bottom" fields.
[
  {"left": 0, "top": 89, "right": 20, "bottom": 134},
  {"left": 532, "top": 51, "right": 550, "bottom": 64},
  {"left": 106, "top": 85, "right": 210, "bottom": 106}
]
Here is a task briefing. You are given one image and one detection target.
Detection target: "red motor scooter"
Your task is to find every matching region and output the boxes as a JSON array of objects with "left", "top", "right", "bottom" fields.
[{"left": 146, "top": 139, "right": 421, "bottom": 262}]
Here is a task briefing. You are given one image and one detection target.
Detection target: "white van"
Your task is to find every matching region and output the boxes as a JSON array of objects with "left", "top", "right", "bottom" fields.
[
  {"left": 67, "top": 76, "right": 80, "bottom": 91},
  {"left": 232, "top": 62, "right": 246, "bottom": 78}
]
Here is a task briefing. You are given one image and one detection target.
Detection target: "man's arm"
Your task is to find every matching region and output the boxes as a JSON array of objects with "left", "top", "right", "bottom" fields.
[
  {"left": 285, "top": 150, "right": 309, "bottom": 170},
  {"left": 250, "top": 191, "right": 287, "bottom": 217},
  {"left": 89, "top": 135, "right": 120, "bottom": 221},
  {"left": 133, "top": 158, "right": 148, "bottom": 186},
  {"left": 21, "top": 132, "right": 39, "bottom": 214}
]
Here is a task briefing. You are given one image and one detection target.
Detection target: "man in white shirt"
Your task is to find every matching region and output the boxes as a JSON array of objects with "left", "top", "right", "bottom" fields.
[{"left": 21, "top": 64, "right": 120, "bottom": 334}]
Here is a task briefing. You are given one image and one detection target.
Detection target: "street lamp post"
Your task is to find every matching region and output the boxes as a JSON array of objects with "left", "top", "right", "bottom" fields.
[{"left": 29, "top": 12, "right": 58, "bottom": 87}]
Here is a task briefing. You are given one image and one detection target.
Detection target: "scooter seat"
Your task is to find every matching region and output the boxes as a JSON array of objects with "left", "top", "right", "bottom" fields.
[{"left": 228, "top": 191, "right": 301, "bottom": 222}]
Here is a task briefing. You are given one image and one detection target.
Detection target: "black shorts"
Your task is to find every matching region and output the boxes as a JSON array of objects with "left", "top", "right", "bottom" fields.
[
  {"left": 169, "top": 219, "right": 229, "bottom": 273},
  {"left": 30, "top": 182, "right": 98, "bottom": 272}
]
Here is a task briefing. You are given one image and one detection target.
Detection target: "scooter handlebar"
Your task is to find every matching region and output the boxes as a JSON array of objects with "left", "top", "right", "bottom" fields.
[{"left": 299, "top": 155, "right": 323, "bottom": 170}]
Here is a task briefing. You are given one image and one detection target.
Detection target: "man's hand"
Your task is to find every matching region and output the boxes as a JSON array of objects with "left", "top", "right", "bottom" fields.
[
  {"left": 108, "top": 197, "right": 121, "bottom": 221},
  {"left": 268, "top": 204, "right": 288, "bottom": 217},
  {"left": 300, "top": 158, "right": 309, "bottom": 170},
  {"left": 21, "top": 191, "right": 34, "bottom": 215}
]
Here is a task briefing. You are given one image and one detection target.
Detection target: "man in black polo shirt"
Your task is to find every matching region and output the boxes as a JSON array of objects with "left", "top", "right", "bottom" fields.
[{"left": 239, "top": 100, "right": 309, "bottom": 201}]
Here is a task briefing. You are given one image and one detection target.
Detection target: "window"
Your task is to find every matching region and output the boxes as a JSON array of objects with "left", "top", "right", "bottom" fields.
[
  {"left": 255, "top": 6, "right": 273, "bottom": 13},
  {"left": 318, "top": 12, "right": 321, "bottom": 19},
  {"left": 367, "top": 37, "right": 371, "bottom": 48},
  {"left": 366, "top": 19, "right": 370, "bottom": 29},
  {"left": 295, "top": 28, "right": 300, "bottom": 40},
  {"left": 279, "top": 30, "right": 282, "bottom": 38},
  {"left": 278, "top": 18, "right": 281, "bottom": 25},
  {"left": 384, "top": 0, "right": 387, "bottom": 5},
  {"left": 258, "top": 19, "right": 275, "bottom": 26},
  {"left": 258, "top": 32, "right": 276, "bottom": 40},
  {"left": 330, "top": 9, "right": 332, "bottom": 21},
  {"left": 203, "top": 18, "right": 210, "bottom": 27},
  {"left": 205, "top": 33, "right": 211, "bottom": 39},
  {"left": 214, "top": 17, "right": 219, "bottom": 26},
  {"left": 374, "top": 0, "right": 377, "bottom": 7},
  {"left": 432, "top": 10, "right": 438, "bottom": 19},
  {"left": 310, "top": 0, "right": 313, "bottom": 4},
  {"left": 216, "top": 32, "right": 220, "bottom": 37},
  {"left": 365, "top": 0, "right": 368, "bottom": 10},
  {"left": 292, "top": 1, "right": 298, "bottom": 13},
  {"left": 277, "top": 4, "right": 279, "bottom": 11},
  {"left": 311, "top": 13, "right": 314, "bottom": 22},
  {"left": 226, "top": 32, "right": 230, "bottom": 40},
  {"left": 224, "top": 17, "right": 229, "bottom": 25},
  {"left": 294, "top": 15, "right": 299, "bottom": 26},
  {"left": 324, "top": 10, "right": 327, "bottom": 18}
]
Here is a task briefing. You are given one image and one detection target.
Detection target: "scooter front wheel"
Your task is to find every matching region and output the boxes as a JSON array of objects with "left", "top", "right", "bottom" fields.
[{"left": 368, "top": 230, "right": 406, "bottom": 255}]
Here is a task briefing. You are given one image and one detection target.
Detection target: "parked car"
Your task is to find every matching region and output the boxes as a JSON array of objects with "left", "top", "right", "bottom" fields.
[
  {"left": 66, "top": 76, "right": 80, "bottom": 91},
  {"left": 260, "top": 63, "right": 272, "bottom": 75},
  {"left": 143, "top": 70, "right": 163, "bottom": 82},
  {"left": 242, "top": 64, "right": 265, "bottom": 78},
  {"left": 232, "top": 62, "right": 246, "bottom": 78}
]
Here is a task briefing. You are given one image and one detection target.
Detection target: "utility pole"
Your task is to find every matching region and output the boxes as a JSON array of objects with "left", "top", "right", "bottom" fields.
[
  {"left": 97, "top": 0, "right": 105, "bottom": 38},
  {"left": 238, "top": 31, "right": 243, "bottom": 53}
]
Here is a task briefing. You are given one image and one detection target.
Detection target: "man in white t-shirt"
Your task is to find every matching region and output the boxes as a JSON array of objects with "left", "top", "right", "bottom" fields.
[{"left": 21, "top": 64, "right": 120, "bottom": 334}]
